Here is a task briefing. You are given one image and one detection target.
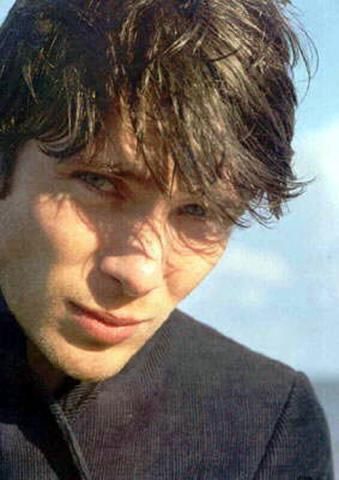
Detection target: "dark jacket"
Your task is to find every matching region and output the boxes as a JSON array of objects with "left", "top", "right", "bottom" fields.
[{"left": 0, "top": 299, "right": 334, "bottom": 479}]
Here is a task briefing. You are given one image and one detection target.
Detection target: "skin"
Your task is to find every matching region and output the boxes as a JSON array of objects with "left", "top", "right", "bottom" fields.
[{"left": 0, "top": 123, "right": 230, "bottom": 392}]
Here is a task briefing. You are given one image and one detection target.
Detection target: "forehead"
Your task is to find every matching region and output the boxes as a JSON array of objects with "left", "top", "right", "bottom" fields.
[
  {"left": 58, "top": 115, "right": 178, "bottom": 192},
  {"left": 43, "top": 112, "right": 237, "bottom": 219}
]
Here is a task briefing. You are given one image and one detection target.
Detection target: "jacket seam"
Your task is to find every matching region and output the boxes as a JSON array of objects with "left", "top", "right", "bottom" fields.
[{"left": 251, "top": 370, "right": 300, "bottom": 479}]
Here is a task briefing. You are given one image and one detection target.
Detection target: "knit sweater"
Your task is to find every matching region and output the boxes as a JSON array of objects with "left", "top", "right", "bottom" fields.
[{"left": 0, "top": 299, "right": 334, "bottom": 479}]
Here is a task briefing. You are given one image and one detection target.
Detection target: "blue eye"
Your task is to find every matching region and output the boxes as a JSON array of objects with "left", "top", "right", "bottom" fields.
[
  {"left": 75, "top": 171, "right": 118, "bottom": 195},
  {"left": 180, "top": 203, "right": 208, "bottom": 219}
]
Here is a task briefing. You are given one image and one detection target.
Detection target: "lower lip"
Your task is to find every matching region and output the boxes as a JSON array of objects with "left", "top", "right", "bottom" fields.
[{"left": 68, "top": 302, "right": 140, "bottom": 345}]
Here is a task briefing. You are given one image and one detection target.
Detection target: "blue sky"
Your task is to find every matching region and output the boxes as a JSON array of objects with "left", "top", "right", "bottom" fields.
[
  {"left": 183, "top": 0, "right": 339, "bottom": 379},
  {"left": 0, "top": 1, "right": 338, "bottom": 379}
]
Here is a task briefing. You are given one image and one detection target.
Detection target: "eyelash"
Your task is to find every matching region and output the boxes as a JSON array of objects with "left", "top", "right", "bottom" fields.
[
  {"left": 72, "top": 171, "right": 123, "bottom": 198},
  {"left": 72, "top": 170, "right": 211, "bottom": 220},
  {"left": 177, "top": 203, "right": 209, "bottom": 220}
]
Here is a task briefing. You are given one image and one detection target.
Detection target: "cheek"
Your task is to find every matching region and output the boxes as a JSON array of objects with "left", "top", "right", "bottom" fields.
[
  {"left": 32, "top": 195, "right": 100, "bottom": 265},
  {"left": 0, "top": 196, "right": 35, "bottom": 265},
  {"left": 165, "top": 246, "right": 225, "bottom": 301}
]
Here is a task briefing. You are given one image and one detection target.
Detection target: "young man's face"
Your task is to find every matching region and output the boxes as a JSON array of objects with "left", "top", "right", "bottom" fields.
[{"left": 0, "top": 123, "right": 230, "bottom": 388}]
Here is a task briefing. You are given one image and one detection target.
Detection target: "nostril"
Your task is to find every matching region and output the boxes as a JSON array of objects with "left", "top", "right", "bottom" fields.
[{"left": 119, "top": 281, "right": 148, "bottom": 298}]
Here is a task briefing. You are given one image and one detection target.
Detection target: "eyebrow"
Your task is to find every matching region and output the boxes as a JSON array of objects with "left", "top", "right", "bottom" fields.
[
  {"left": 108, "top": 163, "right": 153, "bottom": 183},
  {"left": 67, "top": 151, "right": 154, "bottom": 183},
  {"left": 66, "top": 146, "right": 184, "bottom": 194}
]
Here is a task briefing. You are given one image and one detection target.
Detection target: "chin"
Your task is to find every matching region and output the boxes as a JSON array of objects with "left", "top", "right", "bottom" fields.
[
  {"left": 64, "top": 367, "right": 114, "bottom": 383},
  {"left": 59, "top": 336, "right": 152, "bottom": 382},
  {"left": 53, "top": 349, "right": 125, "bottom": 383},
  {"left": 30, "top": 334, "right": 126, "bottom": 385},
  {"left": 68, "top": 358, "right": 121, "bottom": 382}
]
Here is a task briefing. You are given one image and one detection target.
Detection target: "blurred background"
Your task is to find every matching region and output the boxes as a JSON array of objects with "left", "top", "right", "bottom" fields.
[{"left": 0, "top": 0, "right": 338, "bottom": 474}]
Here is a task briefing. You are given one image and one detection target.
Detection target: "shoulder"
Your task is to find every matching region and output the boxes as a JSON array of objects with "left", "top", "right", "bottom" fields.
[
  {"left": 168, "top": 309, "right": 297, "bottom": 393},
  {"left": 164, "top": 310, "right": 333, "bottom": 477},
  {"left": 166, "top": 308, "right": 300, "bottom": 423}
]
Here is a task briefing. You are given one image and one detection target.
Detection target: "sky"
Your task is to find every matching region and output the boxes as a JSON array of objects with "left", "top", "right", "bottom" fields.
[
  {"left": 184, "top": 0, "right": 339, "bottom": 380},
  {"left": 0, "top": 0, "right": 338, "bottom": 380}
]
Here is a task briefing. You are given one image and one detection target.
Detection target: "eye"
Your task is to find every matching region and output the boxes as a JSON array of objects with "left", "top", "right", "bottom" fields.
[
  {"left": 178, "top": 203, "right": 208, "bottom": 219},
  {"left": 73, "top": 171, "right": 119, "bottom": 196},
  {"left": 173, "top": 201, "right": 226, "bottom": 245}
]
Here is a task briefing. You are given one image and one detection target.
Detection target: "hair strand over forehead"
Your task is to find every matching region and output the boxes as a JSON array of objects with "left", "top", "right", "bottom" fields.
[{"left": 0, "top": 0, "right": 313, "bottom": 227}]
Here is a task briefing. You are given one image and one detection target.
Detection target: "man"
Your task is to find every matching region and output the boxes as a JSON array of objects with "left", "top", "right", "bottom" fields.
[{"left": 0, "top": 0, "right": 333, "bottom": 478}]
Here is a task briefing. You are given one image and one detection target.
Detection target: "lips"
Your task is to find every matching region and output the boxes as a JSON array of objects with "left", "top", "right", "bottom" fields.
[
  {"left": 67, "top": 301, "right": 144, "bottom": 345},
  {"left": 69, "top": 301, "right": 142, "bottom": 326}
]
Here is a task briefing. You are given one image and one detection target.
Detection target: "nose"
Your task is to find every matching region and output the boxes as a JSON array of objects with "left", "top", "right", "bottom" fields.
[{"left": 99, "top": 231, "right": 165, "bottom": 298}]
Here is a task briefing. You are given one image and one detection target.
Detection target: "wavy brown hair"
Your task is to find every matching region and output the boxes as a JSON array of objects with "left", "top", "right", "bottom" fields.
[{"left": 0, "top": 0, "right": 311, "bottom": 226}]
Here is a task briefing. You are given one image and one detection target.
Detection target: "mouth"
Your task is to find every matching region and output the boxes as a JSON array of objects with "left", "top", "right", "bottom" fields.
[{"left": 67, "top": 301, "right": 145, "bottom": 345}]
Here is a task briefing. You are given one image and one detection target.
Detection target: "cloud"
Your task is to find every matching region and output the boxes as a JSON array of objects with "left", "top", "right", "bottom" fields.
[
  {"left": 296, "top": 120, "right": 339, "bottom": 205},
  {"left": 219, "top": 244, "right": 292, "bottom": 286},
  {"left": 236, "top": 285, "right": 268, "bottom": 308}
]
